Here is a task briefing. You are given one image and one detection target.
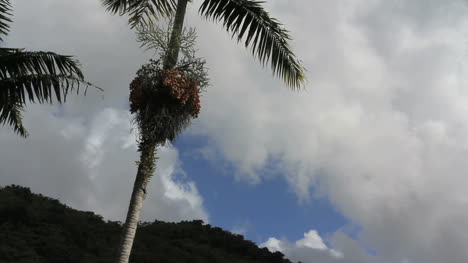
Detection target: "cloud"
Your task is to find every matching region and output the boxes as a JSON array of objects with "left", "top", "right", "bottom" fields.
[
  {"left": 0, "top": 105, "right": 208, "bottom": 223},
  {"left": 261, "top": 237, "right": 283, "bottom": 253},
  {"left": 260, "top": 230, "right": 354, "bottom": 263},
  {"left": 296, "top": 230, "right": 329, "bottom": 250},
  {"left": 2, "top": 0, "right": 208, "bottom": 223},
  {"left": 189, "top": 0, "right": 468, "bottom": 262}
]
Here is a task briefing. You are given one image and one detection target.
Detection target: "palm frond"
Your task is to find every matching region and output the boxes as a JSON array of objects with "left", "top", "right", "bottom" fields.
[
  {"left": 0, "top": 74, "right": 91, "bottom": 105},
  {"left": 0, "top": 102, "right": 28, "bottom": 137},
  {"left": 199, "top": 0, "right": 305, "bottom": 89},
  {"left": 102, "top": 0, "right": 177, "bottom": 28},
  {"left": 0, "top": 0, "right": 12, "bottom": 40},
  {"left": 0, "top": 49, "right": 84, "bottom": 79},
  {"left": 0, "top": 49, "right": 94, "bottom": 104}
]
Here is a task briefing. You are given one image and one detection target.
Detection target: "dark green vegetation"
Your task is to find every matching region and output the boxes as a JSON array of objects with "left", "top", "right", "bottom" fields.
[{"left": 0, "top": 185, "right": 293, "bottom": 263}]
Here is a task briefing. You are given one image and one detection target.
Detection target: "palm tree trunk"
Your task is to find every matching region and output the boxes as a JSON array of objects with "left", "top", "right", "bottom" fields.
[
  {"left": 163, "top": 0, "right": 189, "bottom": 69},
  {"left": 115, "top": 1, "right": 189, "bottom": 263},
  {"left": 115, "top": 143, "right": 156, "bottom": 263}
]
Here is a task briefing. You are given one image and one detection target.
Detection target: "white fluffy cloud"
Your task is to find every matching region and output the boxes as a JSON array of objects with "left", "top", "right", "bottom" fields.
[
  {"left": 296, "top": 230, "right": 329, "bottom": 250},
  {"left": 260, "top": 230, "right": 348, "bottom": 263},
  {"left": 190, "top": 0, "right": 468, "bottom": 262},
  {"left": 1, "top": 0, "right": 208, "bottom": 223},
  {"left": 261, "top": 237, "right": 283, "bottom": 253},
  {"left": 0, "top": 105, "right": 208, "bottom": 223}
]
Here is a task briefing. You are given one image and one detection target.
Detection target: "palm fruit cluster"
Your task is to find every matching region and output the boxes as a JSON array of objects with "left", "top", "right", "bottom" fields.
[
  {"left": 129, "top": 60, "right": 201, "bottom": 144},
  {"left": 163, "top": 69, "right": 201, "bottom": 118}
]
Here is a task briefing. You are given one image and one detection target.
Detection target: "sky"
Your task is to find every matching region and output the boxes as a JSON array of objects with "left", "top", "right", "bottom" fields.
[{"left": 2, "top": 0, "right": 468, "bottom": 262}]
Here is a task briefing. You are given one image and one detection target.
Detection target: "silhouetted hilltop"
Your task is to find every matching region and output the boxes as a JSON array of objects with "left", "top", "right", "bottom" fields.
[{"left": 0, "top": 185, "right": 292, "bottom": 263}]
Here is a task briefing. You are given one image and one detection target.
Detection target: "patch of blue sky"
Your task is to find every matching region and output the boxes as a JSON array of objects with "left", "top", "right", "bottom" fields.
[{"left": 174, "top": 133, "right": 350, "bottom": 245}]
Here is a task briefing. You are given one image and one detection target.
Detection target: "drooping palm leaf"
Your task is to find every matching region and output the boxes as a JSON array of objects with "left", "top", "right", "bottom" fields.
[
  {"left": 0, "top": 102, "right": 27, "bottom": 137},
  {"left": 0, "top": 73, "right": 90, "bottom": 105},
  {"left": 0, "top": 49, "right": 90, "bottom": 104},
  {"left": 199, "top": 0, "right": 305, "bottom": 89},
  {"left": 0, "top": 49, "right": 84, "bottom": 79},
  {"left": 0, "top": 0, "right": 12, "bottom": 40},
  {"left": 102, "top": 0, "right": 177, "bottom": 28}
]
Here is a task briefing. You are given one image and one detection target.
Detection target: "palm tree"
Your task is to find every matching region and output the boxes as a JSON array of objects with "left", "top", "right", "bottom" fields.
[
  {"left": 0, "top": 0, "right": 93, "bottom": 137},
  {"left": 103, "top": 0, "right": 305, "bottom": 88},
  {"left": 102, "top": 1, "right": 306, "bottom": 262},
  {"left": 118, "top": 23, "right": 207, "bottom": 262}
]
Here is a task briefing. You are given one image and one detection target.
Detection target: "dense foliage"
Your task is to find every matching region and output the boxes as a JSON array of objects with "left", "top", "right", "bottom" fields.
[{"left": 0, "top": 185, "right": 293, "bottom": 263}]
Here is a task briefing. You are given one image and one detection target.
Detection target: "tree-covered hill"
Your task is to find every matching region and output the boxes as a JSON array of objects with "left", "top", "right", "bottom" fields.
[{"left": 0, "top": 185, "right": 293, "bottom": 263}]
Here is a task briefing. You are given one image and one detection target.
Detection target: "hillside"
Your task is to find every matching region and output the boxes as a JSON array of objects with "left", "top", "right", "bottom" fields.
[{"left": 0, "top": 185, "right": 293, "bottom": 263}]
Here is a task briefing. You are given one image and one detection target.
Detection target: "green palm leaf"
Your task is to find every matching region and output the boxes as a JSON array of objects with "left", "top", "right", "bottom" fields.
[
  {"left": 0, "top": 49, "right": 98, "bottom": 136},
  {"left": 0, "top": 102, "right": 27, "bottom": 137},
  {"left": 0, "top": 0, "right": 12, "bottom": 40},
  {"left": 0, "top": 73, "right": 90, "bottom": 105},
  {"left": 102, "top": 0, "right": 177, "bottom": 28},
  {"left": 0, "top": 49, "right": 89, "bottom": 104},
  {"left": 199, "top": 0, "right": 305, "bottom": 89}
]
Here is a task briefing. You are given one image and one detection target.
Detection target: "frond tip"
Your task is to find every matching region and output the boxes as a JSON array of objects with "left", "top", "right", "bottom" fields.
[
  {"left": 0, "top": 102, "right": 28, "bottom": 137},
  {"left": 101, "top": 0, "right": 177, "bottom": 28},
  {"left": 0, "top": 0, "right": 12, "bottom": 40},
  {"left": 199, "top": 0, "right": 306, "bottom": 89}
]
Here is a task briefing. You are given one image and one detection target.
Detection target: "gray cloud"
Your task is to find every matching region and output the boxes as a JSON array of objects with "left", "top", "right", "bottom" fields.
[
  {"left": 190, "top": 0, "right": 468, "bottom": 262},
  {"left": 1, "top": 0, "right": 208, "bottom": 223},
  {"left": 0, "top": 105, "right": 208, "bottom": 222}
]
